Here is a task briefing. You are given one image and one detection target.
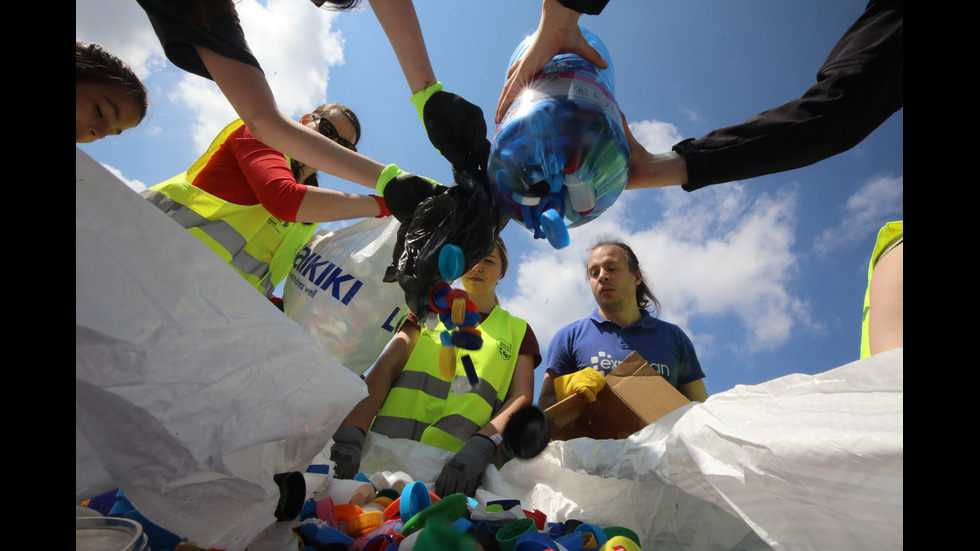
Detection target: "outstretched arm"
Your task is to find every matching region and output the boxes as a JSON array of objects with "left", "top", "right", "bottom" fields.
[
  {"left": 367, "top": 0, "right": 438, "bottom": 94},
  {"left": 195, "top": 45, "right": 386, "bottom": 190}
]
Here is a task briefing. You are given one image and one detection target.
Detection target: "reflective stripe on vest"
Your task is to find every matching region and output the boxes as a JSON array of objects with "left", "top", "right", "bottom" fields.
[
  {"left": 143, "top": 119, "right": 315, "bottom": 297},
  {"left": 371, "top": 306, "right": 527, "bottom": 452}
]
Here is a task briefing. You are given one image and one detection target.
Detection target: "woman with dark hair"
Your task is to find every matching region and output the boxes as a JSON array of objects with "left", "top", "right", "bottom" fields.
[
  {"left": 76, "top": 39, "right": 148, "bottom": 143},
  {"left": 328, "top": 237, "right": 542, "bottom": 497},
  {"left": 142, "top": 102, "right": 388, "bottom": 298}
]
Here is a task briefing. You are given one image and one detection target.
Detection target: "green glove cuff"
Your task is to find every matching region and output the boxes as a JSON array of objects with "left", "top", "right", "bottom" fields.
[
  {"left": 376, "top": 163, "right": 406, "bottom": 196},
  {"left": 409, "top": 81, "right": 445, "bottom": 121}
]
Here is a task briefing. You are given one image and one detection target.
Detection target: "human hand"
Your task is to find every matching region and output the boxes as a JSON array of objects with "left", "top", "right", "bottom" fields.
[
  {"left": 620, "top": 112, "right": 689, "bottom": 190},
  {"left": 434, "top": 434, "right": 496, "bottom": 497},
  {"left": 411, "top": 84, "right": 491, "bottom": 177},
  {"left": 554, "top": 367, "right": 606, "bottom": 402},
  {"left": 495, "top": 0, "right": 608, "bottom": 123},
  {"left": 329, "top": 425, "right": 366, "bottom": 480},
  {"left": 375, "top": 164, "right": 446, "bottom": 222}
]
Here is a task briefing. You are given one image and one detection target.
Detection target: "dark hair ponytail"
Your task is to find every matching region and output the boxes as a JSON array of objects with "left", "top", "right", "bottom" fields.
[{"left": 589, "top": 240, "right": 661, "bottom": 316}]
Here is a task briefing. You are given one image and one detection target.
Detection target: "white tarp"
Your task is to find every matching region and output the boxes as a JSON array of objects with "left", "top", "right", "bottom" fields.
[
  {"left": 75, "top": 148, "right": 368, "bottom": 551},
  {"left": 346, "top": 349, "right": 902, "bottom": 551},
  {"left": 76, "top": 147, "right": 902, "bottom": 550}
]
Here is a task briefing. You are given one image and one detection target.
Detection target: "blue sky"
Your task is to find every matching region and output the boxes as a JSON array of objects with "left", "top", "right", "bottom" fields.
[{"left": 77, "top": 0, "right": 903, "bottom": 400}]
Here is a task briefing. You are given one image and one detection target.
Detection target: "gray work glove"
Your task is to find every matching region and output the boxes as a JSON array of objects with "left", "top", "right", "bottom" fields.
[
  {"left": 329, "top": 425, "right": 366, "bottom": 480},
  {"left": 435, "top": 434, "right": 497, "bottom": 497}
]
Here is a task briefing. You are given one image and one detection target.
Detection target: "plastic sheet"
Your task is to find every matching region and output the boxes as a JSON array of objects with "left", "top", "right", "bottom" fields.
[
  {"left": 76, "top": 148, "right": 368, "bottom": 551},
  {"left": 335, "top": 349, "right": 902, "bottom": 550}
]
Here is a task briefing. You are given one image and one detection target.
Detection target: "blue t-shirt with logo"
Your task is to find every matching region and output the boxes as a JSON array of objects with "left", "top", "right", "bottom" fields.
[{"left": 546, "top": 309, "right": 704, "bottom": 388}]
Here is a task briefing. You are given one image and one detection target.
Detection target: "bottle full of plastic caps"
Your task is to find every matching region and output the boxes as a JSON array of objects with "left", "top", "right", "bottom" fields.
[{"left": 488, "top": 27, "right": 629, "bottom": 249}]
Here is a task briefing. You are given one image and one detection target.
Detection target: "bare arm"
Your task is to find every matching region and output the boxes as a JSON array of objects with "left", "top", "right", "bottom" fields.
[
  {"left": 537, "top": 370, "right": 559, "bottom": 410},
  {"left": 367, "top": 0, "right": 438, "bottom": 94},
  {"left": 478, "top": 355, "right": 536, "bottom": 441},
  {"left": 620, "top": 112, "right": 689, "bottom": 190},
  {"left": 195, "top": 46, "right": 386, "bottom": 190},
  {"left": 678, "top": 379, "right": 708, "bottom": 403},
  {"left": 868, "top": 242, "right": 903, "bottom": 355},
  {"left": 341, "top": 324, "right": 420, "bottom": 433},
  {"left": 293, "top": 188, "right": 381, "bottom": 224}
]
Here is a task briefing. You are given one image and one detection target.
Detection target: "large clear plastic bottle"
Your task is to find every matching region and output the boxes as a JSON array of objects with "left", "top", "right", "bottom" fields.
[{"left": 489, "top": 28, "right": 629, "bottom": 249}]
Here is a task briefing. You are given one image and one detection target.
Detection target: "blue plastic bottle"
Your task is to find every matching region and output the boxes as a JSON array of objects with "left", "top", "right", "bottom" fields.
[{"left": 489, "top": 28, "right": 629, "bottom": 249}]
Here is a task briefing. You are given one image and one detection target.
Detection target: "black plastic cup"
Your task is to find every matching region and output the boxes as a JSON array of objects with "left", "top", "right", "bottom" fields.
[
  {"left": 273, "top": 471, "right": 306, "bottom": 521},
  {"left": 503, "top": 406, "right": 554, "bottom": 459}
]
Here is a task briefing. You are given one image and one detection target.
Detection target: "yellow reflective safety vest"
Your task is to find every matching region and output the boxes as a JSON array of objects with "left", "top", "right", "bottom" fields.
[
  {"left": 371, "top": 306, "right": 528, "bottom": 452},
  {"left": 860, "top": 220, "right": 903, "bottom": 359},
  {"left": 142, "top": 119, "right": 316, "bottom": 297}
]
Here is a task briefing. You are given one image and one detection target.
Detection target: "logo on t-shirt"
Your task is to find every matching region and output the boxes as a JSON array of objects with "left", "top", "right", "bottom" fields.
[
  {"left": 589, "top": 351, "right": 671, "bottom": 378},
  {"left": 588, "top": 351, "right": 618, "bottom": 375}
]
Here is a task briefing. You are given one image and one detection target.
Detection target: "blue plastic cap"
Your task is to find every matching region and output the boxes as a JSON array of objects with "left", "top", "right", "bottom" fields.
[
  {"left": 400, "top": 481, "right": 432, "bottom": 521},
  {"left": 354, "top": 472, "right": 373, "bottom": 485},
  {"left": 315, "top": 525, "right": 355, "bottom": 546},
  {"left": 541, "top": 208, "right": 570, "bottom": 249},
  {"left": 439, "top": 244, "right": 465, "bottom": 281}
]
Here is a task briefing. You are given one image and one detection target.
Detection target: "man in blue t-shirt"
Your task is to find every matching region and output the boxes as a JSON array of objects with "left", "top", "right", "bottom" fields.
[{"left": 538, "top": 241, "right": 707, "bottom": 409}]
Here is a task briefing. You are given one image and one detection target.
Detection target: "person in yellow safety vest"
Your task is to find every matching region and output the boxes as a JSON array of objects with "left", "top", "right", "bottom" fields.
[
  {"left": 142, "top": 103, "right": 391, "bottom": 299},
  {"left": 860, "top": 221, "right": 903, "bottom": 358},
  {"left": 330, "top": 237, "right": 542, "bottom": 497}
]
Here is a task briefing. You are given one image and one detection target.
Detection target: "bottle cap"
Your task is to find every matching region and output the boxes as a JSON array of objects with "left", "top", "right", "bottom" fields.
[
  {"left": 598, "top": 535, "right": 641, "bottom": 551},
  {"left": 495, "top": 517, "right": 537, "bottom": 551},
  {"left": 513, "top": 531, "right": 559, "bottom": 551},
  {"left": 573, "top": 522, "right": 607, "bottom": 547},
  {"left": 399, "top": 481, "right": 432, "bottom": 521},
  {"left": 523, "top": 509, "right": 547, "bottom": 531},
  {"left": 314, "top": 525, "right": 354, "bottom": 548},
  {"left": 349, "top": 511, "right": 385, "bottom": 537},
  {"left": 601, "top": 526, "right": 640, "bottom": 548},
  {"left": 401, "top": 492, "right": 470, "bottom": 536}
]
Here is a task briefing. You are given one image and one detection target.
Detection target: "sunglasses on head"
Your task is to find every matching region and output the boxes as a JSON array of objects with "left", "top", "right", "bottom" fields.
[{"left": 302, "top": 113, "right": 357, "bottom": 152}]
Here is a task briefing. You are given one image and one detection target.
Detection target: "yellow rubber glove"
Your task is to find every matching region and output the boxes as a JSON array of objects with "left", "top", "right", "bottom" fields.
[{"left": 554, "top": 368, "right": 607, "bottom": 402}]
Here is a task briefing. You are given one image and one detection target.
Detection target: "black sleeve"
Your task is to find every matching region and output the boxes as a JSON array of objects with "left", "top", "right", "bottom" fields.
[
  {"left": 137, "top": 0, "right": 262, "bottom": 80},
  {"left": 676, "top": 0, "right": 903, "bottom": 191},
  {"left": 555, "top": 0, "right": 611, "bottom": 16}
]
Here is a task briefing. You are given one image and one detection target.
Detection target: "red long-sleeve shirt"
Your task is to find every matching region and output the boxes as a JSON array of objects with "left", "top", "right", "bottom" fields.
[{"left": 192, "top": 124, "right": 308, "bottom": 222}]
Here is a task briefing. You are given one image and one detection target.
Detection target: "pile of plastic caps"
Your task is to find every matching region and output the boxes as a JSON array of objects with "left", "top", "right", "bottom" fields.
[
  {"left": 293, "top": 472, "right": 644, "bottom": 551},
  {"left": 77, "top": 466, "right": 646, "bottom": 551}
]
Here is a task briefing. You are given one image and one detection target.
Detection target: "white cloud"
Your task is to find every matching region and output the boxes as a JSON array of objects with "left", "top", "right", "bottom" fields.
[
  {"left": 627, "top": 119, "right": 683, "bottom": 155},
  {"left": 75, "top": 0, "right": 168, "bottom": 79},
  {"left": 812, "top": 174, "right": 904, "bottom": 256},
  {"left": 168, "top": 0, "right": 346, "bottom": 152},
  {"left": 500, "top": 182, "right": 808, "bottom": 356},
  {"left": 101, "top": 163, "right": 147, "bottom": 193}
]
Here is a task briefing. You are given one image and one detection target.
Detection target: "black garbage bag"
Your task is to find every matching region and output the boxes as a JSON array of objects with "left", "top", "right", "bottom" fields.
[{"left": 383, "top": 166, "right": 507, "bottom": 318}]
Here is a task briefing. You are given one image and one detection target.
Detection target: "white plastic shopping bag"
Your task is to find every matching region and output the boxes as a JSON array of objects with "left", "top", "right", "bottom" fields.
[
  {"left": 76, "top": 149, "right": 367, "bottom": 551},
  {"left": 283, "top": 217, "right": 409, "bottom": 375}
]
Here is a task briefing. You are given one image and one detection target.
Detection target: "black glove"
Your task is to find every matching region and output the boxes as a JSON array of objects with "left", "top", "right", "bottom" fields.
[
  {"left": 329, "top": 425, "right": 365, "bottom": 480},
  {"left": 413, "top": 86, "right": 491, "bottom": 178},
  {"left": 434, "top": 434, "right": 497, "bottom": 498},
  {"left": 376, "top": 164, "right": 447, "bottom": 223}
]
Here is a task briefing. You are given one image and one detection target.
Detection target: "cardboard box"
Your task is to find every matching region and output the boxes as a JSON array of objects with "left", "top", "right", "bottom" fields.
[{"left": 544, "top": 351, "right": 691, "bottom": 440}]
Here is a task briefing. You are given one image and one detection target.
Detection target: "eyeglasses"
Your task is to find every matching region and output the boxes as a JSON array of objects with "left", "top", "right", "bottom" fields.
[{"left": 302, "top": 113, "right": 357, "bottom": 152}]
